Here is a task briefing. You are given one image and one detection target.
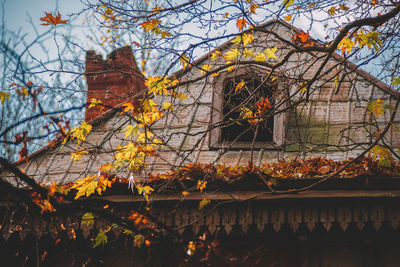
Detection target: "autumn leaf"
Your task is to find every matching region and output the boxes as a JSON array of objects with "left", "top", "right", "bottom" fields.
[
  {"left": 235, "top": 80, "right": 246, "bottom": 93},
  {"left": 0, "top": 91, "right": 9, "bottom": 104},
  {"left": 71, "top": 175, "right": 98, "bottom": 199},
  {"left": 179, "top": 54, "right": 191, "bottom": 69},
  {"left": 122, "top": 124, "right": 138, "bottom": 139},
  {"left": 357, "top": 31, "right": 383, "bottom": 53},
  {"left": 196, "top": 180, "right": 207, "bottom": 192},
  {"left": 162, "top": 102, "right": 173, "bottom": 110},
  {"left": 81, "top": 212, "right": 94, "bottom": 227},
  {"left": 255, "top": 52, "right": 266, "bottom": 62},
  {"left": 236, "top": 18, "right": 248, "bottom": 32},
  {"left": 328, "top": 6, "right": 338, "bottom": 16},
  {"left": 338, "top": 37, "right": 355, "bottom": 55},
  {"left": 392, "top": 76, "right": 400, "bottom": 85},
  {"left": 249, "top": 3, "right": 259, "bottom": 14},
  {"left": 187, "top": 241, "right": 196, "bottom": 255},
  {"left": 339, "top": 4, "right": 349, "bottom": 11},
  {"left": 255, "top": 97, "right": 271, "bottom": 115},
  {"left": 242, "top": 33, "right": 254, "bottom": 46},
  {"left": 294, "top": 31, "right": 309, "bottom": 43},
  {"left": 210, "top": 51, "right": 221, "bottom": 61},
  {"left": 70, "top": 149, "right": 89, "bottom": 162},
  {"left": 88, "top": 98, "right": 104, "bottom": 110},
  {"left": 367, "top": 99, "right": 384, "bottom": 116},
  {"left": 200, "top": 64, "right": 212, "bottom": 75},
  {"left": 284, "top": 15, "right": 292, "bottom": 21},
  {"left": 265, "top": 47, "right": 278, "bottom": 59},
  {"left": 199, "top": 198, "right": 211, "bottom": 210},
  {"left": 371, "top": 145, "right": 393, "bottom": 167},
  {"left": 231, "top": 35, "right": 242, "bottom": 46},
  {"left": 137, "top": 185, "right": 154, "bottom": 202},
  {"left": 70, "top": 121, "right": 92, "bottom": 144},
  {"left": 283, "top": 0, "right": 294, "bottom": 9},
  {"left": 243, "top": 48, "right": 254, "bottom": 58},
  {"left": 141, "top": 19, "right": 161, "bottom": 31},
  {"left": 134, "top": 234, "right": 146, "bottom": 248},
  {"left": 98, "top": 163, "right": 113, "bottom": 172},
  {"left": 40, "top": 12, "right": 69, "bottom": 26},
  {"left": 93, "top": 230, "right": 108, "bottom": 248},
  {"left": 224, "top": 48, "right": 240, "bottom": 61}
]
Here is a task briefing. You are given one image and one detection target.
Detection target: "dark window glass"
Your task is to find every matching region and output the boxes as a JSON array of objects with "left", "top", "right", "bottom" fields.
[{"left": 221, "top": 77, "right": 275, "bottom": 142}]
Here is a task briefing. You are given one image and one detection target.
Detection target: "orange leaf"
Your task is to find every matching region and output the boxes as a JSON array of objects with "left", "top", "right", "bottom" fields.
[
  {"left": 236, "top": 19, "right": 248, "bottom": 32},
  {"left": 98, "top": 163, "right": 113, "bottom": 172},
  {"left": 294, "top": 31, "right": 309, "bottom": 43},
  {"left": 40, "top": 12, "right": 69, "bottom": 26}
]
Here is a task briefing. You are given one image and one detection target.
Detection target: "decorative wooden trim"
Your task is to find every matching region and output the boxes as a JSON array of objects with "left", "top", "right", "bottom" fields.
[{"left": 2, "top": 202, "right": 400, "bottom": 239}]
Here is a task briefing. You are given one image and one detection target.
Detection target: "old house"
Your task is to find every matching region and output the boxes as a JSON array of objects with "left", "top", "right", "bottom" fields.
[{"left": 2, "top": 20, "right": 400, "bottom": 266}]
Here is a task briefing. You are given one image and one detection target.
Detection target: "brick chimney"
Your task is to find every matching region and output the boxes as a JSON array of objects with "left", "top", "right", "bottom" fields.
[{"left": 84, "top": 46, "right": 146, "bottom": 121}]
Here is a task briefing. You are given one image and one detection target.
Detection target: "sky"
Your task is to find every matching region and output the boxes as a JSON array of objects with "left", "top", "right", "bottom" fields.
[{"left": 5, "top": 0, "right": 82, "bottom": 32}]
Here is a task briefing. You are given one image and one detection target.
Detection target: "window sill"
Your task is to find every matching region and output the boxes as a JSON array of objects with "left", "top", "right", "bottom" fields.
[{"left": 209, "top": 141, "right": 282, "bottom": 150}]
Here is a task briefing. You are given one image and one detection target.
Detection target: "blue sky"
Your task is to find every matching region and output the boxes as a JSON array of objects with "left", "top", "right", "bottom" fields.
[{"left": 4, "top": 0, "right": 82, "bottom": 32}]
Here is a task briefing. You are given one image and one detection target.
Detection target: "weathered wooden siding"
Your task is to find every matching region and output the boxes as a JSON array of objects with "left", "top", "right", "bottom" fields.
[{"left": 4, "top": 21, "right": 400, "bottom": 184}]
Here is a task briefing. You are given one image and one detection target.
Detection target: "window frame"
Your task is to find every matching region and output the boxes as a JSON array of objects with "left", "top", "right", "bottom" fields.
[{"left": 209, "top": 66, "right": 287, "bottom": 150}]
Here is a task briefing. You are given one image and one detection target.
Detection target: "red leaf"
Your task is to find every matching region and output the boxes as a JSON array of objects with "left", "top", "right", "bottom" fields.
[
  {"left": 40, "top": 12, "right": 68, "bottom": 26},
  {"left": 294, "top": 31, "right": 309, "bottom": 43},
  {"left": 236, "top": 19, "right": 248, "bottom": 32}
]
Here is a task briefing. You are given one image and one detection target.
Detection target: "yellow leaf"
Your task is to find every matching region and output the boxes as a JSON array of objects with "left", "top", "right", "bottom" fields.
[
  {"left": 249, "top": 3, "right": 259, "bottom": 14},
  {"left": 120, "top": 102, "right": 135, "bottom": 114},
  {"left": 371, "top": 145, "right": 393, "bottom": 167},
  {"left": 123, "top": 125, "right": 138, "bottom": 139},
  {"left": 242, "top": 33, "right": 254, "bottom": 46},
  {"left": 70, "top": 121, "right": 92, "bottom": 145},
  {"left": 235, "top": 80, "right": 246, "bottom": 93},
  {"left": 265, "top": 47, "right": 278, "bottom": 59},
  {"left": 231, "top": 35, "right": 242, "bottom": 46},
  {"left": 73, "top": 179, "right": 98, "bottom": 199},
  {"left": 88, "top": 98, "right": 103, "bottom": 109},
  {"left": 179, "top": 54, "right": 190, "bottom": 69},
  {"left": 367, "top": 99, "right": 385, "bottom": 116},
  {"left": 328, "top": 6, "right": 337, "bottom": 16},
  {"left": 392, "top": 76, "right": 400, "bottom": 85},
  {"left": 137, "top": 185, "right": 154, "bottom": 203},
  {"left": 162, "top": 102, "right": 173, "bottom": 110},
  {"left": 174, "top": 92, "right": 188, "bottom": 99},
  {"left": 338, "top": 37, "right": 355, "bottom": 55},
  {"left": 196, "top": 180, "right": 207, "bottom": 192},
  {"left": 93, "top": 230, "right": 108, "bottom": 248},
  {"left": 200, "top": 64, "right": 212, "bottom": 75},
  {"left": 255, "top": 52, "right": 266, "bottom": 62},
  {"left": 210, "top": 51, "right": 221, "bottom": 61},
  {"left": 141, "top": 18, "right": 161, "bottom": 31},
  {"left": 224, "top": 48, "right": 240, "bottom": 61},
  {"left": 283, "top": 0, "right": 294, "bottom": 9},
  {"left": 0, "top": 91, "right": 9, "bottom": 104},
  {"left": 284, "top": 15, "right": 292, "bottom": 21},
  {"left": 199, "top": 198, "right": 211, "bottom": 210},
  {"left": 243, "top": 48, "right": 255, "bottom": 58},
  {"left": 81, "top": 212, "right": 94, "bottom": 227},
  {"left": 71, "top": 149, "right": 89, "bottom": 162},
  {"left": 339, "top": 4, "right": 349, "bottom": 11}
]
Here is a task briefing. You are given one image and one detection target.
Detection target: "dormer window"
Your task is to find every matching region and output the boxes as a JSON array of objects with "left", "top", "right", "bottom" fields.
[
  {"left": 221, "top": 77, "right": 275, "bottom": 142},
  {"left": 210, "top": 66, "right": 287, "bottom": 149}
]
